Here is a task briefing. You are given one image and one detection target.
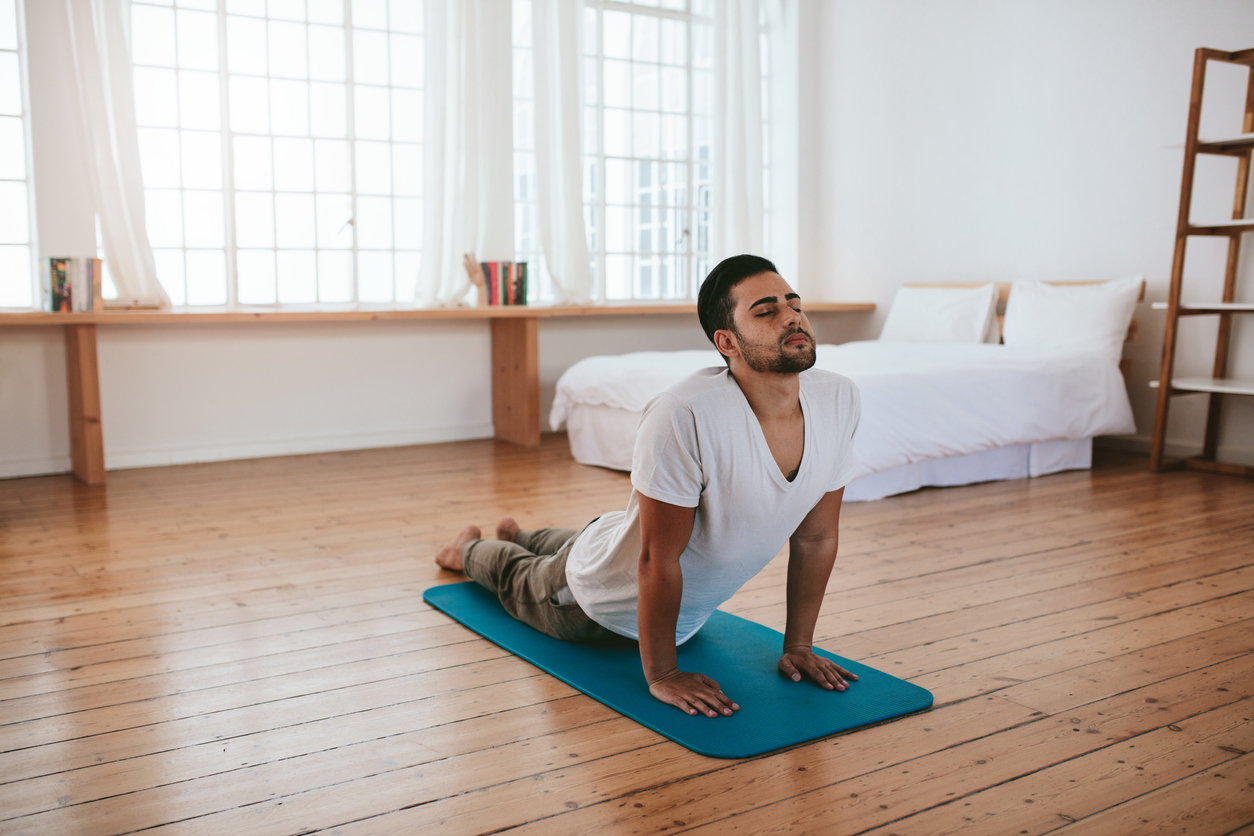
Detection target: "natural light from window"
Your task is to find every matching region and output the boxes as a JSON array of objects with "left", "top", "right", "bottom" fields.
[
  {"left": 130, "top": 0, "right": 424, "bottom": 307},
  {"left": 0, "top": 0, "right": 32, "bottom": 308}
]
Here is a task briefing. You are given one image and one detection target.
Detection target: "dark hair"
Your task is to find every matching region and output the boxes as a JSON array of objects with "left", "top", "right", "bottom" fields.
[{"left": 697, "top": 254, "right": 780, "bottom": 360}]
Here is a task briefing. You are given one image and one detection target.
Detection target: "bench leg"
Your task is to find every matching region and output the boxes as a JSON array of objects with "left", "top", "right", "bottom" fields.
[
  {"left": 491, "top": 318, "right": 541, "bottom": 446},
  {"left": 65, "top": 324, "right": 106, "bottom": 486}
]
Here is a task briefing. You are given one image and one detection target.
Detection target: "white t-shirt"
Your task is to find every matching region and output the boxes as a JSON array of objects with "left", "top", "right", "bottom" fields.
[{"left": 564, "top": 366, "right": 861, "bottom": 644}]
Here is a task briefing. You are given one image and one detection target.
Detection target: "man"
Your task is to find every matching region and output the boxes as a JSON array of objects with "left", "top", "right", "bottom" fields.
[{"left": 435, "top": 255, "right": 861, "bottom": 718}]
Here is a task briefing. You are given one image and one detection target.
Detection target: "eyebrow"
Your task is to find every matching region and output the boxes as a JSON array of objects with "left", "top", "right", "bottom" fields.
[{"left": 748, "top": 293, "right": 801, "bottom": 310}]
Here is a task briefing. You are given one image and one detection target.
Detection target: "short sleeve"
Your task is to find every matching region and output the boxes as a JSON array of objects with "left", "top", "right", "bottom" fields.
[
  {"left": 827, "top": 381, "right": 862, "bottom": 493},
  {"left": 631, "top": 393, "right": 703, "bottom": 507}
]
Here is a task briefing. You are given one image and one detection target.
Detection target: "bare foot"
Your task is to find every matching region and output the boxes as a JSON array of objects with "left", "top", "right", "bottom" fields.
[
  {"left": 435, "top": 525, "right": 481, "bottom": 572},
  {"left": 495, "top": 516, "right": 520, "bottom": 543}
]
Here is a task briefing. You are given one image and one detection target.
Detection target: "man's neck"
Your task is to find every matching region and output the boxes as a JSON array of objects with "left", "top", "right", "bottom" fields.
[{"left": 727, "top": 362, "right": 802, "bottom": 422}]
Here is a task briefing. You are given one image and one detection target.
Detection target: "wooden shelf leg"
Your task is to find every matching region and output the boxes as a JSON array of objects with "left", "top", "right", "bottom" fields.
[
  {"left": 65, "top": 324, "right": 106, "bottom": 486},
  {"left": 491, "top": 317, "right": 541, "bottom": 447}
]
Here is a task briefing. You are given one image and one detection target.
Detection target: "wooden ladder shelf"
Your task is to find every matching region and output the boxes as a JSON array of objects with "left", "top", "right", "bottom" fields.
[{"left": 1150, "top": 47, "right": 1254, "bottom": 477}]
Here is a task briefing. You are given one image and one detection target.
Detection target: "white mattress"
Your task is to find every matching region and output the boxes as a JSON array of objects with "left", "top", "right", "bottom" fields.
[{"left": 551, "top": 341, "right": 1135, "bottom": 501}]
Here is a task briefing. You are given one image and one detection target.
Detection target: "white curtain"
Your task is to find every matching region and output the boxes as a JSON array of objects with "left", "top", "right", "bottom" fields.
[
  {"left": 421, "top": 0, "right": 515, "bottom": 306},
  {"left": 64, "top": 0, "right": 171, "bottom": 308},
  {"left": 711, "top": 0, "right": 764, "bottom": 263},
  {"left": 532, "top": 0, "right": 592, "bottom": 304}
]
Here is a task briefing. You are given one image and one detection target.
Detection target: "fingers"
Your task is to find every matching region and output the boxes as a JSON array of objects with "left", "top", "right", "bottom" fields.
[
  {"left": 778, "top": 656, "right": 802, "bottom": 683},
  {"left": 782, "top": 651, "right": 859, "bottom": 691},
  {"left": 651, "top": 673, "right": 739, "bottom": 717}
]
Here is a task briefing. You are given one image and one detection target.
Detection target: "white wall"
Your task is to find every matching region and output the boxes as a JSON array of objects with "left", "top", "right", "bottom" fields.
[{"left": 800, "top": 0, "right": 1254, "bottom": 464}]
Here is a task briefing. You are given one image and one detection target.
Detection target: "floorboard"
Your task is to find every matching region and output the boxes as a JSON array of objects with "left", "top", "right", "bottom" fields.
[{"left": 1, "top": 437, "right": 1251, "bottom": 835}]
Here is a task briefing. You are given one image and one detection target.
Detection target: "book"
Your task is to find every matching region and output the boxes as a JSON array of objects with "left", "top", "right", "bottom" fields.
[
  {"left": 43, "top": 257, "right": 102, "bottom": 312},
  {"left": 469, "top": 258, "right": 529, "bottom": 306}
]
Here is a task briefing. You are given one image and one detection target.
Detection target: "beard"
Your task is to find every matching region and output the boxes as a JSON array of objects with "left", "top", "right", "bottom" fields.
[{"left": 732, "top": 325, "right": 817, "bottom": 374}]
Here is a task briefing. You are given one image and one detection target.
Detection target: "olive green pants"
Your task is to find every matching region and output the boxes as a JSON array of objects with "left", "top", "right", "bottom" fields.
[{"left": 461, "top": 527, "right": 614, "bottom": 642}]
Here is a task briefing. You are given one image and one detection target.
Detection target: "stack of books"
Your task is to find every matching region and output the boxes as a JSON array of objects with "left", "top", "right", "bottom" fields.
[
  {"left": 480, "top": 261, "right": 528, "bottom": 306},
  {"left": 42, "top": 258, "right": 102, "bottom": 312}
]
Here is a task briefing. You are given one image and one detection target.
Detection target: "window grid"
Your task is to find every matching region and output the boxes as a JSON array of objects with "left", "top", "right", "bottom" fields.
[
  {"left": 0, "top": 0, "right": 33, "bottom": 308},
  {"left": 131, "top": 0, "right": 424, "bottom": 309},
  {"left": 582, "top": 0, "right": 713, "bottom": 303}
]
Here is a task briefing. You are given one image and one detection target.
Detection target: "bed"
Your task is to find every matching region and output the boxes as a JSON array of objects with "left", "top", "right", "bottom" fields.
[{"left": 549, "top": 279, "right": 1143, "bottom": 501}]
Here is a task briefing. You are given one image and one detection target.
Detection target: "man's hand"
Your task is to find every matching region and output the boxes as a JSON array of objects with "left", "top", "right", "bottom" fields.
[
  {"left": 648, "top": 669, "right": 739, "bottom": 717},
  {"left": 778, "top": 646, "right": 858, "bottom": 691}
]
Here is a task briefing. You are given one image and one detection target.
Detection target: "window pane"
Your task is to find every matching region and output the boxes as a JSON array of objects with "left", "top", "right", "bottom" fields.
[
  {"left": 0, "top": 51, "right": 20, "bottom": 116},
  {"left": 270, "top": 79, "right": 310, "bottom": 136},
  {"left": 354, "top": 85, "right": 390, "bottom": 139},
  {"left": 355, "top": 196, "right": 392, "bottom": 249},
  {"left": 394, "top": 197, "right": 421, "bottom": 249},
  {"left": 269, "top": 0, "right": 306, "bottom": 22},
  {"left": 318, "top": 250, "right": 353, "bottom": 301},
  {"left": 132, "top": 7, "right": 177, "bottom": 67},
  {"left": 146, "top": 190, "right": 184, "bottom": 247},
  {"left": 0, "top": 115, "right": 23, "bottom": 179},
  {"left": 273, "top": 137, "right": 315, "bottom": 191},
  {"left": 277, "top": 249, "right": 317, "bottom": 303},
  {"left": 269, "top": 20, "right": 308, "bottom": 79},
  {"left": 308, "top": 0, "right": 343, "bottom": 25},
  {"left": 310, "top": 82, "right": 347, "bottom": 137},
  {"left": 352, "top": 0, "right": 388, "bottom": 30},
  {"left": 0, "top": 0, "right": 17, "bottom": 52},
  {"left": 632, "top": 15, "right": 657, "bottom": 62},
  {"left": 604, "top": 109, "right": 629, "bottom": 156},
  {"left": 0, "top": 244, "right": 31, "bottom": 307},
  {"left": 603, "top": 11, "right": 630, "bottom": 59},
  {"left": 186, "top": 249, "right": 227, "bottom": 305},
  {"left": 134, "top": 68, "right": 180, "bottom": 127},
  {"left": 316, "top": 193, "right": 353, "bottom": 247},
  {"left": 390, "top": 34, "right": 422, "bottom": 88},
  {"left": 357, "top": 250, "right": 393, "bottom": 302},
  {"left": 233, "top": 136, "right": 273, "bottom": 189},
  {"left": 603, "top": 60, "right": 629, "bottom": 108},
  {"left": 179, "top": 70, "right": 221, "bottom": 130},
  {"left": 236, "top": 249, "right": 277, "bottom": 303},
  {"left": 181, "top": 131, "right": 222, "bottom": 189},
  {"left": 633, "top": 112, "right": 659, "bottom": 158},
  {"left": 392, "top": 142, "right": 421, "bottom": 196},
  {"left": 605, "top": 205, "right": 627, "bottom": 253},
  {"left": 153, "top": 249, "right": 186, "bottom": 305},
  {"left": 230, "top": 76, "right": 270, "bottom": 133},
  {"left": 391, "top": 89, "right": 421, "bottom": 142},
  {"left": 353, "top": 30, "right": 389, "bottom": 85},
  {"left": 660, "top": 19, "right": 685, "bottom": 65},
  {"left": 226, "top": 0, "right": 266, "bottom": 16},
  {"left": 176, "top": 10, "right": 219, "bottom": 71},
  {"left": 314, "top": 139, "right": 351, "bottom": 191},
  {"left": 227, "top": 16, "right": 268, "bottom": 75},
  {"left": 355, "top": 141, "right": 391, "bottom": 194},
  {"left": 395, "top": 250, "right": 420, "bottom": 302},
  {"left": 605, "top": 158, "right": 629, "bottom": 204},
  {"left": 633, "top": 63, "right": 658, "bottom": 111},
  {"left": 274, "top": 193, "right": 316, "bottom": 247},
  {"left": 234, "top": 193, "right": 275, "bottom": 247},
  {"left": 138, "top": 128, "right": 181, "bottom": 188},
  {"left": 184, "top": 191, "right": 225, "bottom": 248},
  {"left": 389, "top": 0, "right": 422, "bottom": 33},
  {"left": 308, "top": 25, "right": 346, "bottom": 81}
]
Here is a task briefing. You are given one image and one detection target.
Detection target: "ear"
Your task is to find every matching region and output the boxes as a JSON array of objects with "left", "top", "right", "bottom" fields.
[{"left": 713, "top": 329, "right": 740, "bottom": 360}]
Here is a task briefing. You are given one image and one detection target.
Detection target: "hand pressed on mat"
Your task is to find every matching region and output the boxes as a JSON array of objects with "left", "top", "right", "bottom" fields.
[
  {"left": 779, "top": 645, "right": 858, "bottom": 691},
  {"left": 648, "top": 669, "right": 739, "bottom": 718}
]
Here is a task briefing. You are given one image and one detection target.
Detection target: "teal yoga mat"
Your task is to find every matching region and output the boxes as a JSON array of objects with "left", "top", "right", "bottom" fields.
[{"left": 423, "top": 582, "right": 933, "bottom": 759}]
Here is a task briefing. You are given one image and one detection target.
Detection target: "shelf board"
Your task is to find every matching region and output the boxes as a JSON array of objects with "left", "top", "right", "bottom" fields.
[
  {"left": 1151, "top": 301, "right": 1254, "bottom": 313},
  {"left": 1186, "top": 218, "right": 1254, "bottom": 236},
  {"left": 1197, "top": 132, "right": 1254, "bottom": 154},
  {"left": 0, "top": 301, "right": 877, "bottom": 326},
  {"left": 1149, "top": 376, "right": 1254, "bottom": 396}
]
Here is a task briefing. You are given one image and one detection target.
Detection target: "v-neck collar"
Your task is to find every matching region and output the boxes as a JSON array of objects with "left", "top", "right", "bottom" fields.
[{"left": 728, "top": 372, "right": 810, "bottom": 489}]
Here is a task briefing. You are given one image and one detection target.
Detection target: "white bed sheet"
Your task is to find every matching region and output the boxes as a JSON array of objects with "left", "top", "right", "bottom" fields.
[{"left": 550, "top": 341, "right": 1135, "bottom": 500}]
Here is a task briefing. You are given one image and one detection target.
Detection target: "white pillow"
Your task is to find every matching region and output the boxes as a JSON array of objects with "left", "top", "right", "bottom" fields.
[
  {"left": 878, "top": 284, "right": 1000, "bottom": 344},
  {"left": 1001, "top": 275, "right": 1143, "bottom": 361}
]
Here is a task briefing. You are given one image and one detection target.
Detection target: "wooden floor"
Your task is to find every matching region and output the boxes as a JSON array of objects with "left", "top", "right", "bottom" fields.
[{"left": 1, "top": 437, "right": 1252, "bottom": 836}]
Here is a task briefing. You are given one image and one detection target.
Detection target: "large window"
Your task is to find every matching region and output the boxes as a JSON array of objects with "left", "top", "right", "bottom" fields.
[
  {"left": 0, "top": 0, "right": 32, "bottom": 308},
  {"left": 131, "top": 0, "right": 423, "bottom": 307},
  {"left": 583, "top": 0, "right": 713, "bottom": 302}
]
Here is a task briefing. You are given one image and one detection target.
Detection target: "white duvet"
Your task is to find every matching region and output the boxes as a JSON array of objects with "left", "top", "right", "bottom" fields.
[{"left": 550, "top": 341, "right": 1136, "bottom": 480}]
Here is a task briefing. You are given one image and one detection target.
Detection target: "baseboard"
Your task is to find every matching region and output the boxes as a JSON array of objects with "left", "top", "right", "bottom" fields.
[
  {"left": 102, "top": 423, "right": 498, "bottom": 471},
  {"left": 1095, "top": 434, "right": 1254, "bottom": 465},
  {"left": 0, "top": 455, "right": 73, "bottom": 480}
]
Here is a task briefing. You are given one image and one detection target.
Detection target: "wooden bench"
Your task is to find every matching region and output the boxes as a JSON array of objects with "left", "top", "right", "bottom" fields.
[{"left": 0, "top": 302, "right": 875, "bottom": 486}]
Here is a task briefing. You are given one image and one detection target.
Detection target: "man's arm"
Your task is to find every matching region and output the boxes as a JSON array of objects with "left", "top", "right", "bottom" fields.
[
  {"left": 780, "top": 487, "right": 859, "bottom": 690},
  {"left": 637, "top": 493, "right": 739, "bottom": 717}
]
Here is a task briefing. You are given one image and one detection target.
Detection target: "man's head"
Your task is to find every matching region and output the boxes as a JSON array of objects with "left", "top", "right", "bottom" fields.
[{"left": 697, "top": 255, "right": 816, "bottom": 374}]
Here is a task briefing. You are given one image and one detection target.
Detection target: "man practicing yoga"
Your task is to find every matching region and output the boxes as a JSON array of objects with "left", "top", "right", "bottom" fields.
[{"left": 435, "top": 255, "right": 861, "bottom": 718}]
